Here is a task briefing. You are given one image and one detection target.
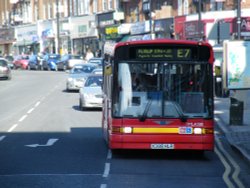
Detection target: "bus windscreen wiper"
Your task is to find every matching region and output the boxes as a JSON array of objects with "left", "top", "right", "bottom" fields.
[
  {"left": 172, "top": 102, "right": 187, "bottom": 122},
  {"left": 139, "top": 99, "right": 152, "bottom": 122}
]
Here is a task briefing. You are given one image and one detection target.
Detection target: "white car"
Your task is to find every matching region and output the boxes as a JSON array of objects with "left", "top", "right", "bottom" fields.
[
  {"left": 79, "top": 74, "right": 103, "bottom": 110},
  {"left": 66, "top": 63, "right": 97, "bottom": 91}
]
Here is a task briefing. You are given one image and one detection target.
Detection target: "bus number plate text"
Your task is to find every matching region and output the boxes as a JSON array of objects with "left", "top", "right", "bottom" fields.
[{"left": 151, "top": 144, "right": 174, "bottom": 149}]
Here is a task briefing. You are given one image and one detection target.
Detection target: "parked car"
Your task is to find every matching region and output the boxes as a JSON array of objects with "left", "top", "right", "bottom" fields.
[
  {"left": 66, "top": 63, "right": 97, "bottom": 91},
  {"left": 79, "top": 74, "right": 103, "bottom": 110},
  {"left": 4, "top": 55, "right": 14, "bottom": 69},
  {"left": 0, "top": 58, "right": 11, "bottom": 80},
  {"left": 91, "top": 68, "right": 103, "bottom": 75},
  {"left": 42, "top": 54, "right": 61, "bottom": 71},
  {"left": 87, "top": 57, "right": 104, "bottom": 67},
  {"left": 27, "top": 54, "right": 41, "bottom": 70},
  {"left": 13, "top": 55, "right": 29, "bottom": 70},
  {"left": 57, "top": 54, "right": 85, "bottom": 71}
]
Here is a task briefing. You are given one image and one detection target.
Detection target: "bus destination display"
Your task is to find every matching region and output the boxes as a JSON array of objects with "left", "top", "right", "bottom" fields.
[{"left": 135, "top": 48, "right": 192, "bottom": 60}]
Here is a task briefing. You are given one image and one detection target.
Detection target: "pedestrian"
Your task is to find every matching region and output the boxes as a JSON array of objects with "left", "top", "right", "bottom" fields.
[{"left": 85, "top": 49, "right": 94, "bottom": 61}]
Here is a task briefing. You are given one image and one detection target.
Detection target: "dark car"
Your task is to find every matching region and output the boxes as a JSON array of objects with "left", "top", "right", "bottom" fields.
[
  {"left": 4, "top": 55, "right": 14, "bottom": 69},
  {"left": 41, "top": 54, "right": 61, "bottom": 71},
  {"left": 27, "top": 55, "right": 41, "bottom": 70},
  {"left": 57, "top": 54, "right": 85, "bottom": 71}
]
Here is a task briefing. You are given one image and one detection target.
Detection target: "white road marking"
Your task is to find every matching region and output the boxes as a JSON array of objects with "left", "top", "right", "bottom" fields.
[
  {"left": 100, "top": 184, "right": 107, "bottom": 188},
  {"left": 26, "top": 138, "right": 59, "bottom": 148},
  {"left": 107, "top": 149, "right": 112, "bottom": 160},
  {"left": 7, "top": 124, "right": 18, "bottom": 132},
  {"left": 35, "top": 101, "right": 41, "bottom": 107},
  {"left": 27, "top": 108, "right": 34, "bottom": 114},
  {"left": 215, "top": 135, "right": 245, "bottom": 188},
  {"left": 19, "top": 115, "right": 27, "bottom": 122},
  {"left": 0, "top": 136, "right": 6, "bottom": 142},
  {"left": 103, "top": 163, "right": 110, "bottom": 178},
  {"left": 215, "top": 146, "right": 234, "bottom": 188}
]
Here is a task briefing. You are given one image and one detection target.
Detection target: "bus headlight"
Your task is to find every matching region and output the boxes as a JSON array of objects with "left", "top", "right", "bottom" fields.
[
  {"left": 194, "top": 128, "right": 202, "bottom": 134},
  {"left": 123, "top": 127, "right": 133, "bottom": 134}
]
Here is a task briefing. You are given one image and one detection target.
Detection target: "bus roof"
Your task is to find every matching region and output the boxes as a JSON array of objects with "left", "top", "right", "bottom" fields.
[{"left": 115, "top": 39, "right": 213, "bottom": 49}]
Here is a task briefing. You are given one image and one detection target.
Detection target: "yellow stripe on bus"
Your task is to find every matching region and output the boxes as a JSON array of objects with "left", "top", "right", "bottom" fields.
[{"left": 133, "top": 128, "right": 179, "bottom": 134}]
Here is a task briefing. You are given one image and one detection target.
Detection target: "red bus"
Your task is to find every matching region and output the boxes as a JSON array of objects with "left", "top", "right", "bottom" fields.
[{"left": 102, "top": 39, "right": 214, "bottom": 151}]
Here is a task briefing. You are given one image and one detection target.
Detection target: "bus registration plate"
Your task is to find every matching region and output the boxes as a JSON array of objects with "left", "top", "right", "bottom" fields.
[{"left": 151, "top": 144, "right": 174, "bottom": 149}]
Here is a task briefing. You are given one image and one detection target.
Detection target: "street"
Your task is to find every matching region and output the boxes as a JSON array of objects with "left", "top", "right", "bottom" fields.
[{"left": 0, "top": 70, "right": 249, "bottom": 188}]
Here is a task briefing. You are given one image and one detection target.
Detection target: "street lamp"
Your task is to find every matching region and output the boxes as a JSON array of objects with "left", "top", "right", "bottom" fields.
[
  {"left": 56, "top": 0, "right": 60, "bottom": 54},
  {"left": 198, "top": 0, "right": 203, "bottom": 40},
  {"left": 236, "top": 0, "right": 241, "bottom": 40}
]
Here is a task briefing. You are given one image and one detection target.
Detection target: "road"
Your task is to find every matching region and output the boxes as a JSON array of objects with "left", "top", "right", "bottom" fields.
[{"left": 0, "top": 70, "right": 249, "bottom": 188}]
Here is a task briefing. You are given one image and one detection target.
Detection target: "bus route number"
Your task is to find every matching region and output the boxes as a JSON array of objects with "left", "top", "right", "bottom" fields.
[{"left": 177, "top": 49, "right": 191, "bottom": 58}]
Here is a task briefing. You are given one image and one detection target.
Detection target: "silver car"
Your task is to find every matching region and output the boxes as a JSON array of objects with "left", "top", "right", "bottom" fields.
[
  {"left": 0, "top": 58, "right": 11, "bottom": 80},
  {"left": 79, "top": 74, "right": 103, "bottom": 110},
  {"left": 66, "top": 63, "right": 97, "bottom": 91}
]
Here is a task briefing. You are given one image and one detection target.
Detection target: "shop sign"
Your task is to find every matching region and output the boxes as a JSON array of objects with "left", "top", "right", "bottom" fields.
[
  {"left": 184, "top": 21, "right": 203, "bottom": 38},
  {"left": 118, "top": 23, "right": 131, "bottom": 35},
  {"left": 42, "top": 29, "right": 54, "bottom": 39},
  {"left": 97, "top": 12, "right": 115, "bottom": 28},
  {"left": 241, "top": 17, "right": 250, "bottom": 36},
  {"left": 105, "top": 26, "right": 121, "bottom": 40},
  {"left": 130, "top": 21, "right": 150, "bottom": 35},
  {"left": 233, "top": 17, "right": 250, "bottom": 36},
  {"left": 15, "top": 24, "right": 38, "bottom": 45}
]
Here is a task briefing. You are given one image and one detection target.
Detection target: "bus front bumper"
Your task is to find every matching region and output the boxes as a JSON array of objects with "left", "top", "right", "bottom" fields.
[{"left": 109, "top": 134, "right": 214, "bottom": 150}]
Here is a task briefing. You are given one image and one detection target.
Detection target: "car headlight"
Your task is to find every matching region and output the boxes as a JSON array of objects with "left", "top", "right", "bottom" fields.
[{"left": 84, "top": 93, "right": 95, "bottom": 99}]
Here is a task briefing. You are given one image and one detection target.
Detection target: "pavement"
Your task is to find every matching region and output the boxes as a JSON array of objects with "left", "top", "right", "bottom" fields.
[{"left": 214, "top": 97, "right": 250, "bottom": 162}]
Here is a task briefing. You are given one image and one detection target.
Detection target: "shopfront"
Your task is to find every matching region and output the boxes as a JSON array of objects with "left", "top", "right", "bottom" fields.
[
  {"left": 70, "top": 15, "right": 98, "bottom": 56},
  {"left": 14, "top": 24, "right": 39, "bottom": 55}
]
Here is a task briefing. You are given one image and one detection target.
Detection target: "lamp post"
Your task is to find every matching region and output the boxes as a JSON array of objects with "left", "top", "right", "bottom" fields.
[
  {"left": 198, "top": 0, "right": 203, "bottom": 40},
  {"left": 56, "top": 0, "right": 60, "bottom": 54},
  {"left": 149, "top": 0, "right": 152, "bottom": 36},
  {"left": 236, "top": 0, "right": 241, "bottom": 40}
]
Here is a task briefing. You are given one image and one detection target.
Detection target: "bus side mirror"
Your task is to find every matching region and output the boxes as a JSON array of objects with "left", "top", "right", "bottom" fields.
[{"left": 104, "top": 65, "right": 112, "bottom": 75}]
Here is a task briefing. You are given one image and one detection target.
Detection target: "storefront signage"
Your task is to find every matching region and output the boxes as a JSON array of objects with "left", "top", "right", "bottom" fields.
[
  {"left": 233, "top": 17, "right": 250, "bottom": 37},
  {"left": 42, "top": 29, "right": 54, "bottom": 39},
  {"left": 241, "top": 17, "right": 250, "bottom": 36},
  {"left": 184, "top": 21, "right": 203, "bottom": 39},
  {"left": 97, "top": 11, "right": 115, "bottom": 28},
  {"left": 130, "top": 21, "right": 150, "bottom": 35},
  {"left": 105, "top": 26, "right": 121, "bottom": 40},
  {"left": 16, "top": 25, "right": 38, "bottom": 45},
  {"left": 118, "top": 23, "right": 131, "bottom": 35}
]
